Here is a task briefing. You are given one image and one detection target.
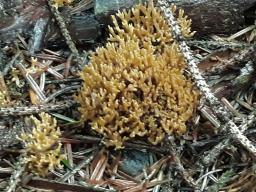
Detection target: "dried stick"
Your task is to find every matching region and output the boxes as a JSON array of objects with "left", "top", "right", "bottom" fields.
[
  {"left": 157, "top": 0, "right": 256, "bottom": 156},
  {"left": 27, "top": 177, "right": 115, "bottom": 192},
  {"left": 3, "top": 51, "right": 21, "bottom": 76}
]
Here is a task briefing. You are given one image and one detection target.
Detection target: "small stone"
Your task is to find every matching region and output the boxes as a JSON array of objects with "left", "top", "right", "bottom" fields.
[
  {"left": 119, "top": 149, "right": 154, "bottom": 176},
  {"left": 94, "top": 0, "right": 147, "bottom": 23}
]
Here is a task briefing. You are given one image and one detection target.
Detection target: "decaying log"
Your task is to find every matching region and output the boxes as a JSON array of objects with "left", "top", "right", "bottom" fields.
[
  {"left": 94, "top": 0, "right": 256, "bottom": 35},
  {"left": 0, "top": 0, "right": 255, "bottom": 46},
  {"left": 0, "top": 0, "right": 101, "bottom": 46}
]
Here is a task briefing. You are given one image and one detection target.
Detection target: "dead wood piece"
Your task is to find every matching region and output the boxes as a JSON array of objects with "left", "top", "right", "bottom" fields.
[
  {"left": 26, "top": 177, "right": 115, "bottom": 192},
  {"left": 0, "top": 1, "right": 101, "bottom": 48},
  {"left": 1, "top": 0, "right": 255, "bottom": 45},
  {"left": 206, "top": 45, "right": 256, "bottom": 75}
]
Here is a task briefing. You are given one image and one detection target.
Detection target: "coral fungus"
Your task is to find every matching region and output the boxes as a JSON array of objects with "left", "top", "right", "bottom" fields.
[
  {"left": 19, "top": 113, "right": 65, "bottom": 176},
  {"left": 108, "top": 1, "right": 195, "bottom": 51},
  {"left": 76, "top": 1, "right": 198, "bottom": 148},
  {"left": 0, "top": 90, "right": 10, "bottom": 107},
  {"left": 52, "top": 0, "right": 73, "bottom": 8},
  {"left": 0, "top": 75, "right": 11, "bottom": 107}
]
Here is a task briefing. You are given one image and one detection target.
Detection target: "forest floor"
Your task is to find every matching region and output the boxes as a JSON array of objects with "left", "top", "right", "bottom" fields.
[{"left": 0, "top": 0, "right": 255, "bottom": 191}]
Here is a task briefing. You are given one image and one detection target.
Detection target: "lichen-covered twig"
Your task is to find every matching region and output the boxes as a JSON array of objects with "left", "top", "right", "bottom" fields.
[
  {"left": 187, "top": 40, "right": 251, "bottom": 50},
  {"left": 166, "top": 137, "right": 197, "bottom": 189},
  {"left": 47, "top": 0, "right": 79, "bottom": 57},
  {"left": 0, "top": 100, "right": 77, "bottom": 116},
  {"left": 157, "top": 0, "right": 256, "bottom": 156},
  {"left": 5, "top": 155, "right": 26, "bottom": 192}
]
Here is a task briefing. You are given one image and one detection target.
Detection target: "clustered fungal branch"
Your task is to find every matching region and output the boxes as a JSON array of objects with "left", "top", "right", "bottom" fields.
[
  {"left": 0, "top": 73, "right": 11, "bottom": 107},
  {"left": 157, "top": 0, "right": 256, "bottom": 155},
  {"left": 18, "top": 112, "right": 65, "bottom": 176},
  {"left": 108, "top": 2, "right": 194, "bottom": 51},
  {"left": 76, "top": 1, "right": 198, "bottom": 148},
  {"left": 52, "top": 0, "right": 73, "bottom": 8},
  {"left": 0, "top": 90, "right": 10, "bottom": 107}
]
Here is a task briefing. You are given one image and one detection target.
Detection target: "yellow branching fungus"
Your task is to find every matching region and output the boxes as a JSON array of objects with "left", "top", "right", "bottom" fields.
[
  {"left": 108, "top": 1, "right": 194, "bottom": 51},
  {"left": 171, "top": 4, "right": 195, "bottom": 38},
  {"left": 76, "top": 1, "right": 198, "bottom": 148},
  {"left": 52, "top": 0, "right": 73, "bottom": 8},
  {"left": 0, "top": 90, "right": 10, "bottom": 107},
  {"left": 19, "top": 113, "right": 65, "bottom": 176},
  {"left": 0, "top": 75, "right": 11, "bottom": 107}
]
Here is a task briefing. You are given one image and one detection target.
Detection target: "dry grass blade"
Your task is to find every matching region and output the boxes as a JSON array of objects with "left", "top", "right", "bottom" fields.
[
  {"left": 37, "top": 61, "right": 64, "bottom": 79},
  {"left": 227, "top": 25, "right": 256, "bottom": 41},
  {"left": 39, "top": 72, "right": 46, "bottom": 90},
  {"left": 107, "top": 179, "right": 138, "bottom": 191},
  {"left": 14, "top": 62, "right": 46, "bottom": 101},
  {"left": 221, "top": 97, "right": 243, "bottom": 118},
  {"left": 200, "top": 107, "right": 221, "bottom": 128},
  {"left": 235, "top": 98, "right": 254, "bottom": 111},
  {"left": 59, "top": 152, "right": 95, "bottom": 182},
  {"left": 64, "top": 143, "right": 74, "bottom": 183},
  {"left": 123, "top": 182, "right": 147, "bottom": 192},
  {"left": 90, "top": 150, "right": 108, "bottom": 182},
  {"left": 64, "top": 54, "right": 73, "bottom": 78},
  {"left": 70, "top": 0, "right": 94, "bottom": 14},
  {"left": 43, "top": 85, "right": 80, "bottom": 103},
  {"left": 116, "top": 170, "right": 141, "bottom": 183},
  {"left": 135, "top": 156, "right": 170, "bottom": 180},
  {"left": 33, "top": 53, "right": 66, "bottom": 62}
]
